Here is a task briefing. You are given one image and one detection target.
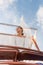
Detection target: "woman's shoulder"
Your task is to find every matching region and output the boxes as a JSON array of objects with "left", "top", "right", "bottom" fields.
[
  {"left": 12, "top": 34, "right": 30, "bottom": 38},
  {"left": 14, "top": 34, "right": 26, "bottom": 38}
]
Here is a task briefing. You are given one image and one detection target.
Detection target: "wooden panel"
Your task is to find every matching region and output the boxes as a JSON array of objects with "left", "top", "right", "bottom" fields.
[
  {"left": 0, "top": 49, "right": 18, "bottom": 61},
  {"left": 0, "top": 46, "right": 43, "bottom": 61},
  {"left": 17, "top": 52, "right": 43, "bottom": 61}
]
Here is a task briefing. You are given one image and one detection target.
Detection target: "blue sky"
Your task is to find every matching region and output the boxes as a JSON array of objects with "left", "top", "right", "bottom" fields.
[{"left": 0, "top": 0, "right": 43, "bottom": 51}]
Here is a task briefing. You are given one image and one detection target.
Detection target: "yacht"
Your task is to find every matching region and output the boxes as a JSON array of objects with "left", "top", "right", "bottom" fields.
[{"left": 0, "top": 23, "right": 43, "bottom": 65}]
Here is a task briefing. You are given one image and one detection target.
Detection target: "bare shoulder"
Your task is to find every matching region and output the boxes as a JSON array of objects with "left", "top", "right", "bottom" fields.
[
  {"left": 14, "top": 34, "right": 26, "bottom": 38},
  {"left": 23, "top": 35, "right": 26, "bottom": 38}
]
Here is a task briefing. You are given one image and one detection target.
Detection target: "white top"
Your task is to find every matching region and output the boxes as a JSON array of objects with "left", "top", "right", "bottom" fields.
[
  {"left": 15, "top": 36, "right": 32, "bottom": 49},
  {"left": 0, "top": 35, "right": 35, "bottom": 49}
]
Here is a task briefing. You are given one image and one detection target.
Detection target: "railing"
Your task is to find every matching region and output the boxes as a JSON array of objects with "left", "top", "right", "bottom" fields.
[
  {"left": 0, "top": 23, "right": 37, "bottom": 30},
  {"left": 0, "top": 45, "right": 42, "bottom": 62},
  {"left": 0, "top": 61, "right": 38, "bottom": 65},
  {"left": 0, "top": 22, "right": 38, "bottom": 49}
]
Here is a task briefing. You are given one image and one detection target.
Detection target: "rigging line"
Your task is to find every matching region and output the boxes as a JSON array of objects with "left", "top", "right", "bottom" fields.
[{"left": 0, "top": 23, "right": 37, "bottom": 30}]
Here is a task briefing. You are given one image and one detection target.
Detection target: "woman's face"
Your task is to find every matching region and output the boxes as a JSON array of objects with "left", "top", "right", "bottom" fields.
[{"left": 16, "top": 27, "right": 23, "bottom": 34}]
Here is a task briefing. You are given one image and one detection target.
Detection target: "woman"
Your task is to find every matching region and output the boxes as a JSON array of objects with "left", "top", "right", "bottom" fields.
[
  {"left": 15, "top": 26, "right": 40, "bottom": 51},
  {"left": 16, "top": 26, "right": 24, "bottom": 37}
]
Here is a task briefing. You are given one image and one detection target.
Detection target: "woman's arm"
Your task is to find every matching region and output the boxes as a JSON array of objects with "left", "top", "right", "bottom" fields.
[{"left": 31, "top": 36, "right": 40, "bottom": 51}]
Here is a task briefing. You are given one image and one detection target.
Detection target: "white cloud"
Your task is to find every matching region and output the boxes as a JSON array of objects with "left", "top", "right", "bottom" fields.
[
  {"left": 0, "top": 0, "right": 3, "bottom": 5},
  {"left": 0, "top": 0, "right": 17, "bottom": 10},
  {"left": 36, "top": 6, "right": 43, "bottom": 28},
  {"left": 0, "top": 0, "right": 18, "bottom": 25}
]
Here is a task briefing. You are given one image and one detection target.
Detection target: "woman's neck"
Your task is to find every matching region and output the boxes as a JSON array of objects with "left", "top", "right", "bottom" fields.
[
  {"left": 16, "top": 33, "right": 25, "bottom": 38},
  {"left": 17, "top": 33, "right": 23, "bottom": 37}
]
